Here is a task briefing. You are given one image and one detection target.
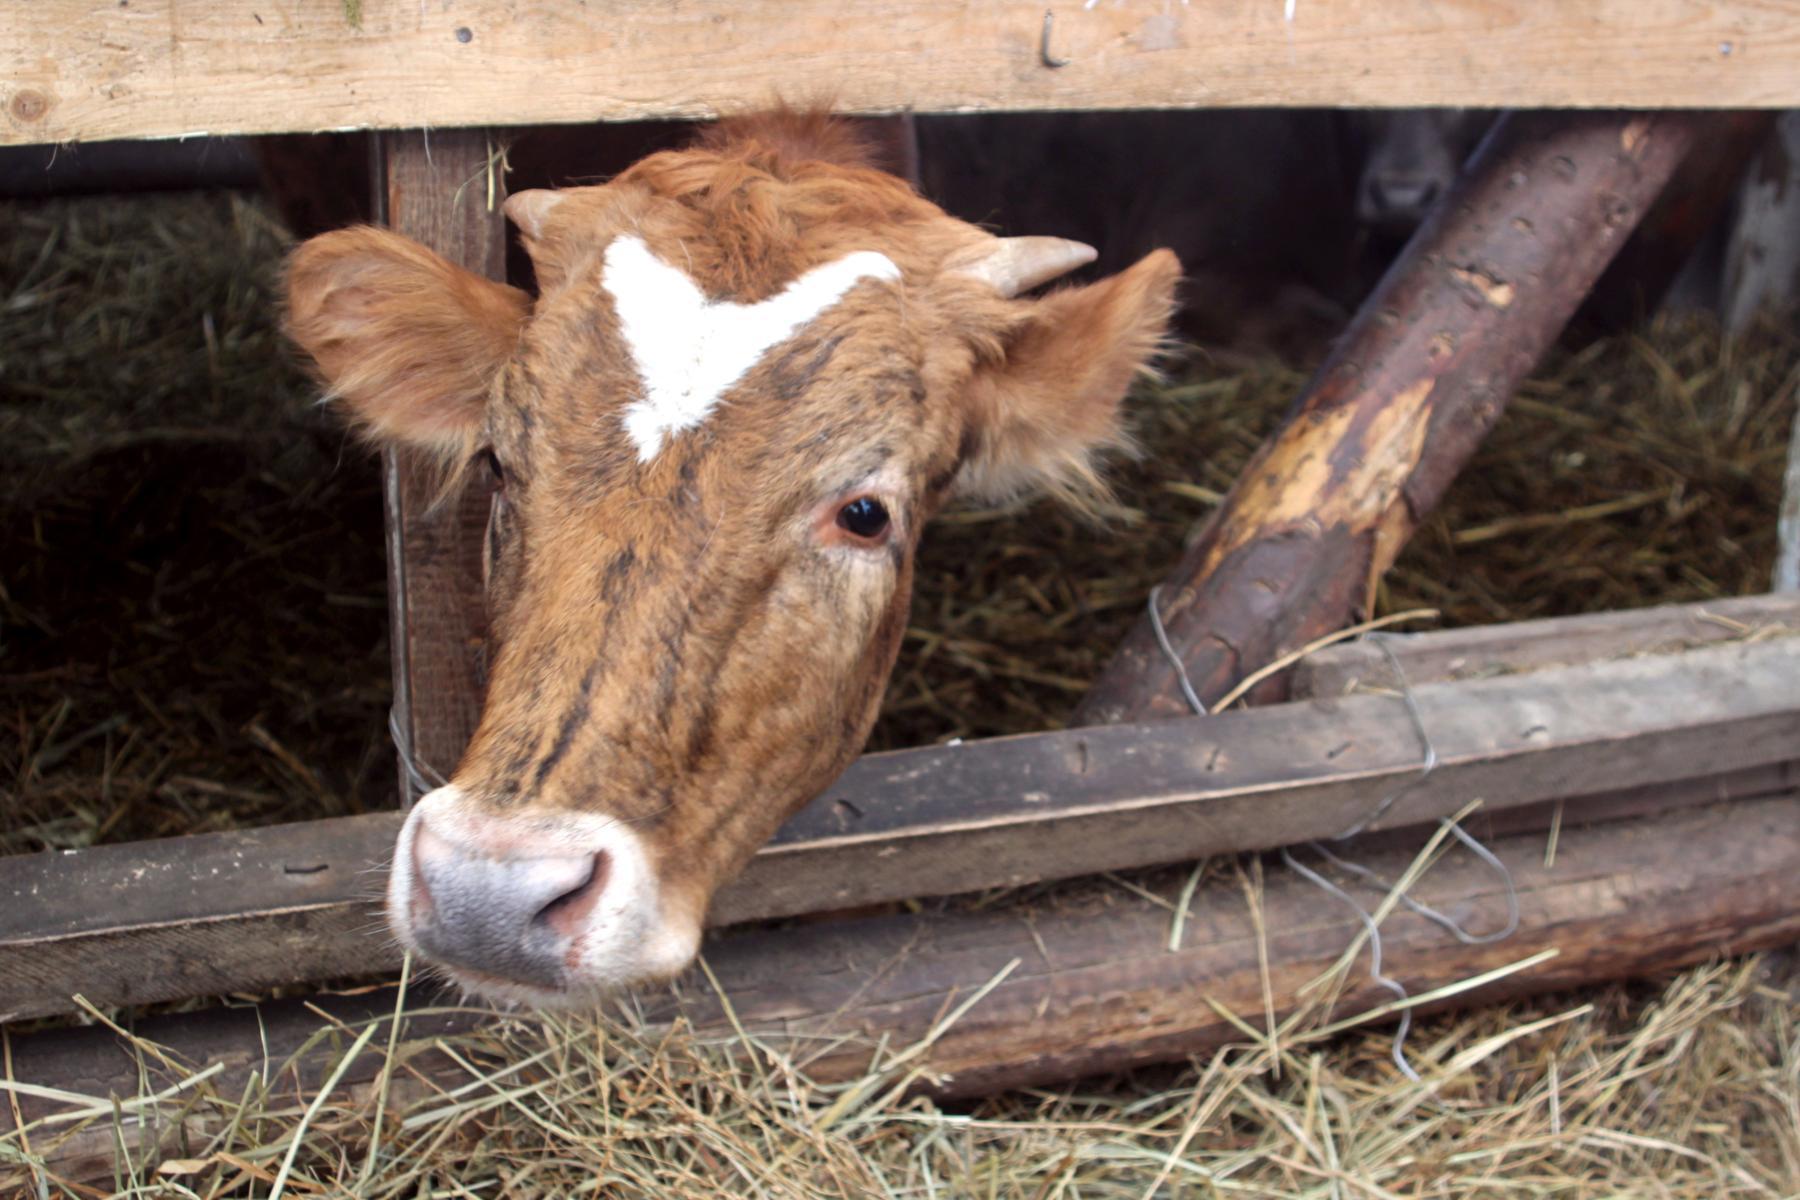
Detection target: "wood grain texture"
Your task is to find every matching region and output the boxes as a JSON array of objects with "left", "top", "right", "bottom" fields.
[
  {"left": 378, "top": 130, "right": 505, "bottom": 802},
  {"left": 1075, "top": 110, "right": 1711, "bottom": 723},
  {"left": 6, "top": 2, "right": 1800, "bottom": 146},
  {"left": 1293, "top": 592, "right": 1800, "bottom": 699},
  {"left": 4, "top": 632, "right": 1795, "bottom": 1020},
  {"left": 7, "top": 794, "right": 1797, "bottom": 1186},
  {"left": 676, "top": 796, "right": 1800, "bottom": 1097}
]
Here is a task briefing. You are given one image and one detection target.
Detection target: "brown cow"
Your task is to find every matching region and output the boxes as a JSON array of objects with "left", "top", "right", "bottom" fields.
[{"left": 285, "top": 111, "right": 1178, "bottom": 1005}]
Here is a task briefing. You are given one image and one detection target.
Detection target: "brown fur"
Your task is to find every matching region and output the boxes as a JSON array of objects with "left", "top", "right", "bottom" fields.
[
  {"left": 284, "top": 112, "right": 1178, "bottom": 969},
  {"left": 285, "top": 227, "right": 530, "bottom": 467}
]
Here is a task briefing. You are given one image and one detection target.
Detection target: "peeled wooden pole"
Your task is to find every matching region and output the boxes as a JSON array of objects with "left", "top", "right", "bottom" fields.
[{"left": 1076, "top": 111, "right": 1713, "bottom": 724}]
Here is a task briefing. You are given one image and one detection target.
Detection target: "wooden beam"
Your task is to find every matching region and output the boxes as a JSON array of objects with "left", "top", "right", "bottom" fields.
[
  {"left": 1074, "top": 111, "right": 1712, "bottom": 724},
  {"left": 673, "top": 796, "right": 1800, "bottom": 1098},
  {"left": 1292, "top": 592, "right": 1800, "bottom": 699},
  {"left": 6, "top": 3, "right": 1800, "bottom": 147},
  {"left": 377, "top": 130, "right": 505, "bottom": 802},
  {"left": 4, "top": 632, "right": 1796, "bottom": 1020},
  {"left": 7, "top": 794, "right": 1797, "bottom": 1187}
]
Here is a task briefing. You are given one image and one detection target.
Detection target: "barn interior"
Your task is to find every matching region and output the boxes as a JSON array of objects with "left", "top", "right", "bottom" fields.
[{"left": 2, "top": 112, "right": 1797, "bottom": 1196}]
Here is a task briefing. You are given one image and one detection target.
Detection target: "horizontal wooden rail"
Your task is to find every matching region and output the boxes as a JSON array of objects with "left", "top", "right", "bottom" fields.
[
  {"left": 1294, "top": 592, "right": 1800, "bottom": 697},
  {"left": 3, "top": 608, "right": 1797, "bottom": 1020},
  {"left": 7, "top": 2, "right": 1800, "bottom": 146},
  {"left": 673, "top": 796, "right": 1800, "bottom": 1097},
  {"left": 7, "top": 794, "right": 1797, "bottom": 1185}
]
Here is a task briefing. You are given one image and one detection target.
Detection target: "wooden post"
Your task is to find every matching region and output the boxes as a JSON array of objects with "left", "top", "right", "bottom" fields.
[
  {"left": 1724, "top": 112, "right": 1800, "bottom": 334},
  {"left": 1777, "top": 405, "right": 1800, "bottom": 592},
  {"left": 376, "top": 130, "right": 507, "bottom": 800},
  {"left": 858, "top": 113, "right": 921, "bottom": 187},
  {"left": 1075, "top": 111, "right": 1712, "bottom": 725}
]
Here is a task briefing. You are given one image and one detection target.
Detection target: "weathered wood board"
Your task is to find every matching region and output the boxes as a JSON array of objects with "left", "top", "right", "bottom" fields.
[
  {"left": 4, "top": 625, "right": 1796, "bottom": 1020},
  {"left": 7, "top": 794, "right": 1797, "bottom": 1186},
  {"left": 7, "top": 2, "right": 1800, "bottom": 147},
  {"left": 1293, "top": 592, "right": 1800, "bottom": 698},
  {"left": 377, "top": 130, "right": 506, "bottom": 803}
]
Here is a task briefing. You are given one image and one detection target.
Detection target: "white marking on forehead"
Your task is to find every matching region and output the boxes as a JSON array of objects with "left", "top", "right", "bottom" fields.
[{"left": 602, "top": 235, "right": 901, "bottom": 462}]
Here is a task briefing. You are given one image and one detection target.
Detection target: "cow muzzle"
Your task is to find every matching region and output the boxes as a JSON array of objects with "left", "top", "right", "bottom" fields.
[{"left": 387, "top": 786, "right": 700, "bottom": 1003}]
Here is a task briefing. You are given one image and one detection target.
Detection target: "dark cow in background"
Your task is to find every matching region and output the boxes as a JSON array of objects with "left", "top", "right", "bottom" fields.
[
  {"left": 1347, "top": 110, "right": 1493, "bottom": 236},
  {"left": 915, "top": 108, "right": 1494, "bottom": 353}
]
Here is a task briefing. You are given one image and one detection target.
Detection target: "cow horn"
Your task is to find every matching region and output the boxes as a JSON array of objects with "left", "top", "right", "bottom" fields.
[
  {"left": 503, "top": 189, "right": 565, "bottom": 240},
  {"left": 948, "top": 236, "right": 1098, "bottom": 297}
]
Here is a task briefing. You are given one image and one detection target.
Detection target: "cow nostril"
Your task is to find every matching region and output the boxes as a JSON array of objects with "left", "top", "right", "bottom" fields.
[{"left": 532, "top": 851, "right": 611, "bottom": 939}]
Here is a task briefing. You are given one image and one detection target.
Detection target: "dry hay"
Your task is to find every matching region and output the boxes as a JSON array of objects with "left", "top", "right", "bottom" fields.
[
  {"left": 1, "top": 193, "right": 391, "bottom": 855},
  {"left": 3, "top": 943, "right": 1795, "bottom": 1197},
  {"left": 3, "top": 191, "right": 1798, "bottom": 1197}
]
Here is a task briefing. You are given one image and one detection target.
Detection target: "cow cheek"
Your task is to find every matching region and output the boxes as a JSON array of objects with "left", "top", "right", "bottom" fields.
[
  {"left": 482, "top": 501, "right": 529, "bottom": 636},
  {"left": 660, "top": 561, "right": 911, "bottom": 908}
]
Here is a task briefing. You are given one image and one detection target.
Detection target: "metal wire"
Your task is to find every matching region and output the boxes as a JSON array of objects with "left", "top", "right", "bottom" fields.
[
  {"left": 1329, "top": 635, "right": 1438, "bottom": 839},
  {"left": 1279, "top": 845, "right": 1418, "bottom": 1080},
  {"left": 1143, "top": 592, "right": 1523, "bottom": 1079},
  {"left": 1147, "top": 585, "right": 1210, "bottom": 717},
  {"left": 1316, "top": 635, "right": 1521, "bottom": 947},
  {"left": 388, "top": 706, "right": 448, "bottom": 809}
]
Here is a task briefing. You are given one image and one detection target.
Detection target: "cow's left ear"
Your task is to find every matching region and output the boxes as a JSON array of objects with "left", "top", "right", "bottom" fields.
[
  {"left": 285, "top": 226, "right": 532, "bottom": 464},
  {"left": 956, "top": 249, "right": 1181, "bottom": 505}
]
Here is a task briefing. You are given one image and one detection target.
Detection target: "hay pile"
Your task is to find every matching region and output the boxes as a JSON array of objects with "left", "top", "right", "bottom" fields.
[
  {"left": 1, "top": 194, "right": 390, "bottom": 854},
  {"left": 4, "top": 950, "right": 1795, "bottom": 1196}
]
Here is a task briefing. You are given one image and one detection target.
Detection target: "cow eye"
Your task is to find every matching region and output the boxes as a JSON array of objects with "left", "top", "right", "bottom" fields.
[
  {"left": 836, "top": 496, "right": 890, "bottom": 540},
  {"left": 481, "top": 449, "right": 505, "bottom": 487}
]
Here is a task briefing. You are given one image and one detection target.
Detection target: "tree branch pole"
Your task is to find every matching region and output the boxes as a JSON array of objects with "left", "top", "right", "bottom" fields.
[{"left": 1076, "top": 111, "right": 1713, "bottom": 724}]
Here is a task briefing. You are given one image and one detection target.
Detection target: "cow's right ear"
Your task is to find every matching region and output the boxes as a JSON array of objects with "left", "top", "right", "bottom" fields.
[{"left": 285, "top": 226, "right": 531, "bottom": 462}]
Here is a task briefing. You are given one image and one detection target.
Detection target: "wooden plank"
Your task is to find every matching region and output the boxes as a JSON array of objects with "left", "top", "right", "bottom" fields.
[
  {"left": 1778, "top": 396, "right": 1800, "bottom": 592},
  {"left": 7, "top": 2, "right": 1800, "bottom": 147},
  {"left": 378, "top": 130, "right": 505, "bottom": 801},
  {"left": 733, "top": 637, "right": 1800, "bottom": 918},
  {"left": 677, "top": 796, "right": 1800, "bottom": 1098},
  {"left": 4, "top": 634, "right": 1796, "bottom": 1020},
  {"left": 1293, "top": 592, "right": 1800, "bottom": 699},
  {"left": 1074, "top": 110, "right": 1711, "bottom": 723},
  {"left": 7, "top": 794, "right": 1797, "bottom": 1187}
]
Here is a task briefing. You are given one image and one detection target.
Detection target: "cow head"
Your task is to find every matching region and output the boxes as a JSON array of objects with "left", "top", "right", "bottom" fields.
[{"left": 285, "top": 112, "right": 1179, "bottom": 1005}]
